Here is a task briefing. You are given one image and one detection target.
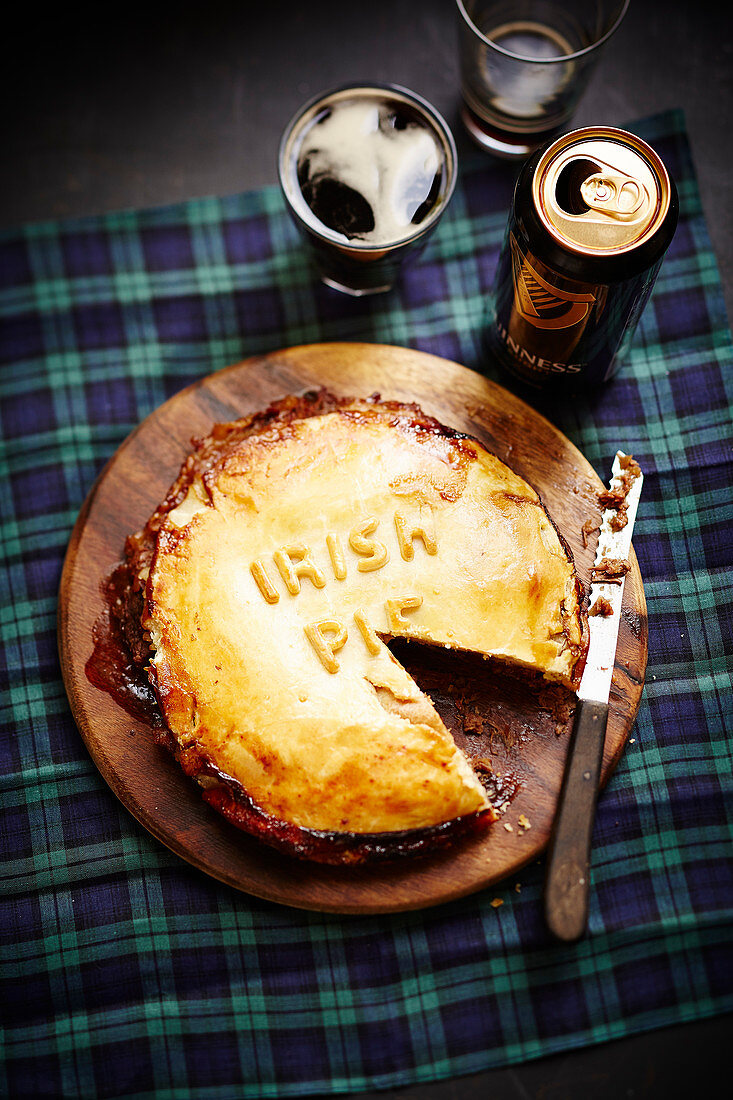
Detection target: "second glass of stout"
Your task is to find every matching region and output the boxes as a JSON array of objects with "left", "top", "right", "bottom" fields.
[
  {"left": 455, "top": 0, "right": 630, "bottom": 160},
  {"left": 278, "top": 83, "right": 457, "bottom": 296}
]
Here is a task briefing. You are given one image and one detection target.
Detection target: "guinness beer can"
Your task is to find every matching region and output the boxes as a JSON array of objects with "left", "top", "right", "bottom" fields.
[{"left": 487, "top": 126, "right": 678, "bottom": 387}]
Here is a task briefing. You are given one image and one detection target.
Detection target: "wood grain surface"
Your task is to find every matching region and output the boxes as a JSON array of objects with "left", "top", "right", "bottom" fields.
[{"left": 57, "top": 343, "right": 647, "bottom": 913}]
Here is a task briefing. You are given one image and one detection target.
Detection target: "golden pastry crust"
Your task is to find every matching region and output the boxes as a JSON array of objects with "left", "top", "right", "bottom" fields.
[{"left": 130, "top": 390, "right": 586, "bottom": 857}]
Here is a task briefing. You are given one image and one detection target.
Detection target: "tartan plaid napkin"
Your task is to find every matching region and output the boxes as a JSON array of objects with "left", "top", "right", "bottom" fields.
[{"left": 1, "top": 108, "right": 731, "bottom": 1099}]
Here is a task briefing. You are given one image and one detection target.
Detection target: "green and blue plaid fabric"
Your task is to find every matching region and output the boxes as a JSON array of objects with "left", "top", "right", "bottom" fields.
[{"left": 1, "top": 109, "right": 731, "bottom": 1099}]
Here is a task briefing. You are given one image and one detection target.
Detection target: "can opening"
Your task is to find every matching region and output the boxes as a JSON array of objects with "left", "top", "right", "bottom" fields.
[
  {"left": 554, "top": 159, "right": 600, "bottom": 216},
  {"left": 533, "top": 128, "right": 673, "bottom": 256}
]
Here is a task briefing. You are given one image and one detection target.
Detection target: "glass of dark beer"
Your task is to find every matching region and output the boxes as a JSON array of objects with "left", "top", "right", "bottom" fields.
[
  {"left": 278, "top": 83, "right": 457, "bottom": 295},
  {"left": 455, "top": 0, "right": 630, "bottom": 159}
]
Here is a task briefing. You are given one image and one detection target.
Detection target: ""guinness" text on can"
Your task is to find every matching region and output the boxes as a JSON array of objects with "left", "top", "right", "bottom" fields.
[{"left": 487, "top": 126, "right": 678, "bottom": 387}]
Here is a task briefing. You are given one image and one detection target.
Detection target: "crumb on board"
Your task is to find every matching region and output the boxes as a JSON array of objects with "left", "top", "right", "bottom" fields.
[
  {"left": 581, "top": 518, "right": 597, "bottom": 548},
  {"left": 503, "top": 822, "right": 513, "bottom": 832},
  {"left": 518, "top": 814, "right": 531, "bottom": 831},
  {"left": 491, "top": 897, "right": 503, "bottom": 908}
]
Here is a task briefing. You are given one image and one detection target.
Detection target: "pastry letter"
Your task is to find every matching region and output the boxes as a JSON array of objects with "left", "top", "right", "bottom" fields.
[
  {"left": 304, "top": 619, "right": 348, "bottom": 674},
  {"left": 250, "top": 559, "right": 280, "bottom": 604},
  {"left": 326, "top": 533, "right": 347, "bottom": 580},
  {"left": 349, "top": 516, "right": 389, "bottom": 572},
  {"left": 273, "top": 543, "right": 327, "bottom": 596},
  {"left": 385, "top": 595, "right": 423, "bottom": 631},
  {"left": 353, "top": 608, "right": 381, "bottom": 655},
  {"left": 394, "top": 509, "right": 437, "bottom": 561}
]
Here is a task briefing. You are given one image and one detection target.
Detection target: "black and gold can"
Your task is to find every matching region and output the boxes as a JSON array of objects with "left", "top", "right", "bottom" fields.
[{"left": 487, "top": 126, "right": 678, "bottom": 387}]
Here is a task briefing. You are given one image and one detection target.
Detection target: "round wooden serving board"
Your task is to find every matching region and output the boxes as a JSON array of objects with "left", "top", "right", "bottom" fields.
[{"left": 58, "top": 343, "right": 647, "bottom": 914}]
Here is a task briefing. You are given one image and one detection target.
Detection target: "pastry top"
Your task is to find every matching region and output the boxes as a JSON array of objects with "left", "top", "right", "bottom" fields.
[{"left": 141, "top": 392, "right": 585, "bottom": 836}]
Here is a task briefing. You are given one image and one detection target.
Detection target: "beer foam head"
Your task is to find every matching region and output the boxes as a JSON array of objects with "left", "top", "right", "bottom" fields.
[{"left": 295, "top": 96, "right": 444, "bottom": 246}]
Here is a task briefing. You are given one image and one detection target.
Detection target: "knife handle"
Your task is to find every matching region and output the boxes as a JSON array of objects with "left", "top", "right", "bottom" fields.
[{"left": 544, "top": 698, "right": 609, "bottom": 943}]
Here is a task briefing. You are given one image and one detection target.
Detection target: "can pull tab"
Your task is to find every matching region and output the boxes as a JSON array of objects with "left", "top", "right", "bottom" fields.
[{"left": 580, "top": 173, "right": 647, "bottom": 222}]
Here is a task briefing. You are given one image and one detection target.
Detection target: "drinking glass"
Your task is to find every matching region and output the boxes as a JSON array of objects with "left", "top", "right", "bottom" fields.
[
  {"left": 278, "top": 83, "right": 457, "bottom": 295},
  {"left": 455, "top": 0, "right": 630, "bottom": 159}
]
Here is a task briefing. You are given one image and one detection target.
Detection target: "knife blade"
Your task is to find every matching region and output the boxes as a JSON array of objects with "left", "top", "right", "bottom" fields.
[{"left": 544, "top": 451, "right": 644, "bottom": 943}]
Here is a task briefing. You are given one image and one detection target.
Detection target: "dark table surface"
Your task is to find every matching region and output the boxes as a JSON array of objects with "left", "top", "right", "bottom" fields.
[{"left": 3, "top": 2, "right": 731, "bottom": 1097}]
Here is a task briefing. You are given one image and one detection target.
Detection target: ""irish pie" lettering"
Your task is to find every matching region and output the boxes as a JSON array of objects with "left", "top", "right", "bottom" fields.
[{"left": 249, "top": 509, "right": 437, "bottom": 604}]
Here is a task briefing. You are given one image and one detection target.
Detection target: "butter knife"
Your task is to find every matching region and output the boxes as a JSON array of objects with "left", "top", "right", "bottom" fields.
[{"left": 544, "top": 452, "right": 644, "bottom": 942}]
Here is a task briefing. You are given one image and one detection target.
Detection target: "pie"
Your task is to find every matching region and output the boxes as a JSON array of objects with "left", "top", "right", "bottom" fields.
[{"left": 122, "top": 390, "right": 587, "bottom": 863}]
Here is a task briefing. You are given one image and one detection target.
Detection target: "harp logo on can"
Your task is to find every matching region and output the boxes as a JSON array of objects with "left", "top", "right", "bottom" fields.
[{"left": 510, "top": 234, "right": 597, "bottom": 331}]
